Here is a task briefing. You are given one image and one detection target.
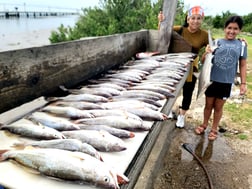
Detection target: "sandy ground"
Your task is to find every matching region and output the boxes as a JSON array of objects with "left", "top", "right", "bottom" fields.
[{"left": 0, "top": 29, "right": 52, "bottom": 52}]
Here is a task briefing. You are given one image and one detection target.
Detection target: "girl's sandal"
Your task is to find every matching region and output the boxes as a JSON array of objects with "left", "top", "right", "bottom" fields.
[
  {"left": 195, "top": 125, "right": 207, "bottom": 135},
  {"left": 208, "top": 130, "right": 218, "bottom": 141}
]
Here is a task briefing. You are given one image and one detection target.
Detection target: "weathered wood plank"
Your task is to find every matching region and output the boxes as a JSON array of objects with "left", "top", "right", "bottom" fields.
[
  {"left": 0, "top": 30, "right": 148, "bottom": 113},
  {"left": 157, "top": 0, "right": 178, "bottom": 54}
]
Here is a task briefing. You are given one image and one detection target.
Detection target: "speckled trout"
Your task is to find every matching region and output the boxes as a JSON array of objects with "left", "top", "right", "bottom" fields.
[
  {"left": 62, "top": 130, "right": 127, "bottom": 152},
  {"left": 28, "top": 111, "right": 80, "bottom": 131},
  {"left": 0, "top": 122, "right": 65, "bottom": 140},
  {"left": 197, "top": 30, "right": 216, "bottom": 99},
  {"left": 42, "top": 105, "right": 94, "bottom": 119},
  {"left": 12, "top": 138, "right": 103, "bottom": 161},
  {"left": 0, "top": 148, "right": 124, "bottom": 188}
]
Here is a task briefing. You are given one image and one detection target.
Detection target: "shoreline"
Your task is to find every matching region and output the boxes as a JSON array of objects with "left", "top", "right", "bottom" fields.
[{"left": 0, "top": 28, "right": 55, "bottom": 52}]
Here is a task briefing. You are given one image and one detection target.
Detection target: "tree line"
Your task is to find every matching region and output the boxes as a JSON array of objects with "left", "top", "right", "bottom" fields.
[{"left": 49, "top": 0, "right": 252, "bottom": 43}]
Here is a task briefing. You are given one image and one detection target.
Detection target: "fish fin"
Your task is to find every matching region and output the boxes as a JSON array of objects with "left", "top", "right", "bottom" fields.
[
  {"left": 0, "top": 149, "right": 9, "bottom": 161},
  {"left": 68, "top": 151, "right": 87, "bottom": 161},
  {"left": 117, "top": 173, "right": 130, "bottom": 184},
  {"left": 11, "top": 142, "right": 27, "bottom": 149},
  {"left": 24, "top": 146, "right": 38, "bottom": 150},
  {"left": 0, "top": 123, "right": 6, "bottom": 129},
  {"left": 25, "top": 116, "right": 39, "bottom": 125},
  {"left": 99, "top": 155, "right": 104, "bottom": 162}
]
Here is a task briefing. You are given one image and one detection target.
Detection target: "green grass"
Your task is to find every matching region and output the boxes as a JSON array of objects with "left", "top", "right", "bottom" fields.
[{"left": 211, "top": 30, "right": 252, "bottom": 140}]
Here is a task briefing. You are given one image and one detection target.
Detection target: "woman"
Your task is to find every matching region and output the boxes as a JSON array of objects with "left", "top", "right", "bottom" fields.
[
  {"left": 195, "top": 15, "right": 247, "bottom": 140},
  {"left": 158, "top": 6, "right": 209, "bottom": 128}
]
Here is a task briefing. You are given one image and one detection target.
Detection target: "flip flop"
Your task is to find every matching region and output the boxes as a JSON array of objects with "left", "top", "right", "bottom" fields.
[
  {"left": 208, "top": 130, "right": 218, "bottom": 141},
  {"left": 195, "top": 125, "right": 207, "bottom": 135}
]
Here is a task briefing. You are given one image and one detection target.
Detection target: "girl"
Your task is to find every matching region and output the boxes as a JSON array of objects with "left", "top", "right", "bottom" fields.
[{"left": 195, "top": 15, "right": 247, "bottom": 140}]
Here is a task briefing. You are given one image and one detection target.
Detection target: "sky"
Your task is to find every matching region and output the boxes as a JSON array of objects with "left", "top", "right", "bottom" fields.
[
  {"left": 0, "top": 0, "right": 251, "bottom": 16},
  {"left": 182, "top": 0, "right": 251, "bottom": 16}
]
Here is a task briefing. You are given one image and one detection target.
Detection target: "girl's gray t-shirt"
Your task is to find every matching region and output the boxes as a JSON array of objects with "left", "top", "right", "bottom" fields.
[{"left": 210, "top": 39, "right": 247, "bottom": 84}]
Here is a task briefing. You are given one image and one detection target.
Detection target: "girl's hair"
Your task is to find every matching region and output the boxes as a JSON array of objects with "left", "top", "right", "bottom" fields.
[
  {"left": 224, "top": 16, "right": 244, "bottom": 30},
  {"left": 182, "top": 14, "right": 189, "bottom": 27}
]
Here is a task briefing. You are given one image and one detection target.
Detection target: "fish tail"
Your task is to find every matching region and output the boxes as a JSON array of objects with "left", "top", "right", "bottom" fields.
[
  {"left": 0, "top": 149, "right": 9, "bottom": 161},
  {"left": 45, "top": 97, "right": 60, "bottom": 102},
  {"left": 117, "top": 173, "right": 129, "bottom": 185}
]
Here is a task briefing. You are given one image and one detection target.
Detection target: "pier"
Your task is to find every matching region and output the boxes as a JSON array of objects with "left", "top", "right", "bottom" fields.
[
  {"left": 0, "top": 11, "right": 78, "bottom": 18},
  {"left": 0, "top": 3, "right": 80, "bottom": 19}
]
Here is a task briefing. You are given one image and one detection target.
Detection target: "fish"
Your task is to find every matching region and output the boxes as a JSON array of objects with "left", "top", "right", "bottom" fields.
[
  {"left": 109, "top": 96, "right": 163, "bottom": 108},
  {"left": 106, "top": 69, "right": 146, "bottom": 79},
  {"left": 117, "top": 91, "right": 163, "bottom": 101},
  {"left": 122, "top": 107, "right": 169, "bottom": 121},
  {"left": 102, "top": 99, "right": 159, "bottom": 111},
  {"left": 74, "top": 115, "right": 149, "bottom": 131},
  {"left": 46, "top": 93, "right": 109, "bottom": 103},
  {"left": 41, "top": 105, "right": 94, "bottom": 119},
  {"left": 53, "top": 100, "right": 106, "bottom": 110},
  {"left": 147, "top": 70, "right": 183, "bottom": 81},
  {"left": 86, "top": 109, "right": 143, "bottom": 121},
  {"left": 12, "top": 138, "right": 103, "bottom": 161},
  {"left": 133, "top": 82, "right": 176, "bottom": 91},
  {"left": 62, "top": 130, "right": 127, "bottom": 152},
  {"left": 121, "top": 64, "right": 157, "bottom": 72},
  {"left": 28, "top": 111, "right": 80, "bottom": 131},
  {"left": 78, "top": 124, "right": 135, "bottom": 138},
  {"left": 104, "top": 73, "right": 142, "bottom": 83},
  {"left": 128, "top": 85, "right": 175, "bottom": 98},
  {"left": 0, "top": 148, "right": 127, "bottom": 188},
  {"left": 88, "top": 78, "right": 133, "bottom": 88},
  {"left": 86, "top": 83, "right": 126, "bottom": 91},
  {"left": 0, "top": 122, "right": 65, "bottom": 139},
  {"left": 59, "top": 85, "right": 113, "bottom": 98},
  {"left": 197, "top": 30, "right": 216, "bottom": 99}
]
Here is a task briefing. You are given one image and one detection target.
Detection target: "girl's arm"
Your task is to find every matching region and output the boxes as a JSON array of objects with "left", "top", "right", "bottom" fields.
[{"left": 239, "top": 58, "right": 247, "bottom": 95}]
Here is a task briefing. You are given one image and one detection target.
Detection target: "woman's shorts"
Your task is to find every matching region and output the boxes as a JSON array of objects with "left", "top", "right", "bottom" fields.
[{"left": 205, "top": 81, "right": 232, "bottom": 100}]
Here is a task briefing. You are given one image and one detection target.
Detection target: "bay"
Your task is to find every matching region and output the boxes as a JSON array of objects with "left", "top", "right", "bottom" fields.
[{"left": 0, "top": 15, "right": 79, "bottom": 52}]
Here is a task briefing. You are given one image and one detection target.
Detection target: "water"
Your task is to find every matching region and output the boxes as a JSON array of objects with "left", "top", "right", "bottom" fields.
[
  {"left": 0, "top": 15, "right": 79, "bottom": 51},
  {"left": 0, "top": 15, "right": 79, "bottom": 35}
]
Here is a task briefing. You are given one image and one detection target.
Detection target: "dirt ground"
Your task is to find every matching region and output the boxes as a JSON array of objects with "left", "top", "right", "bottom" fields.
[{"left": 152, "top": 87, "right": 252, "bottom": 189}]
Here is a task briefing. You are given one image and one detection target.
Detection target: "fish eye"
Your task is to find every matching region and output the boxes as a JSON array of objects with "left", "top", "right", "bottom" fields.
[{"left": 104, "top": 176, "right": 110, "bottom": 183}]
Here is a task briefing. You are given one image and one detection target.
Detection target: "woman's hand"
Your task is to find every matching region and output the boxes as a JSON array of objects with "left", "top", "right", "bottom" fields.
[
  {"left": 158, "top": 11, "right": 165, "bottom": 22},
  {"left": 201, "top": 44, "right": 212, "bottom": 63},
  {"left": 205, "top": 45, "right": 213, "bottom": 53}
]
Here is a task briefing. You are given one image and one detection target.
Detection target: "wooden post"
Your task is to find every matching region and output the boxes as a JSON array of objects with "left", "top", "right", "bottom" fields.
[{"left": 157, "top": 0, "right": 178, "bottom": 54}]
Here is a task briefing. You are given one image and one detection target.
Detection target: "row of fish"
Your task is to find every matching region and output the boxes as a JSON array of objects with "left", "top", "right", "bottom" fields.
[{"left": 0, "top": 52, "right": 195, "bottom": 188}]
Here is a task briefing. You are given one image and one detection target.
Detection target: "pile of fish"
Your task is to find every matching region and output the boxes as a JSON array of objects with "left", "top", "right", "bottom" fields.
[{"left": 0, "top": 52, "right": 195, "bottom": 189}]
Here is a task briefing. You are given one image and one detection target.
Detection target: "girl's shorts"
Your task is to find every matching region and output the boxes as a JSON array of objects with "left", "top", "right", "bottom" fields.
[{"left": 205, "top": 81, "right": 232, "bottom": 100}]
